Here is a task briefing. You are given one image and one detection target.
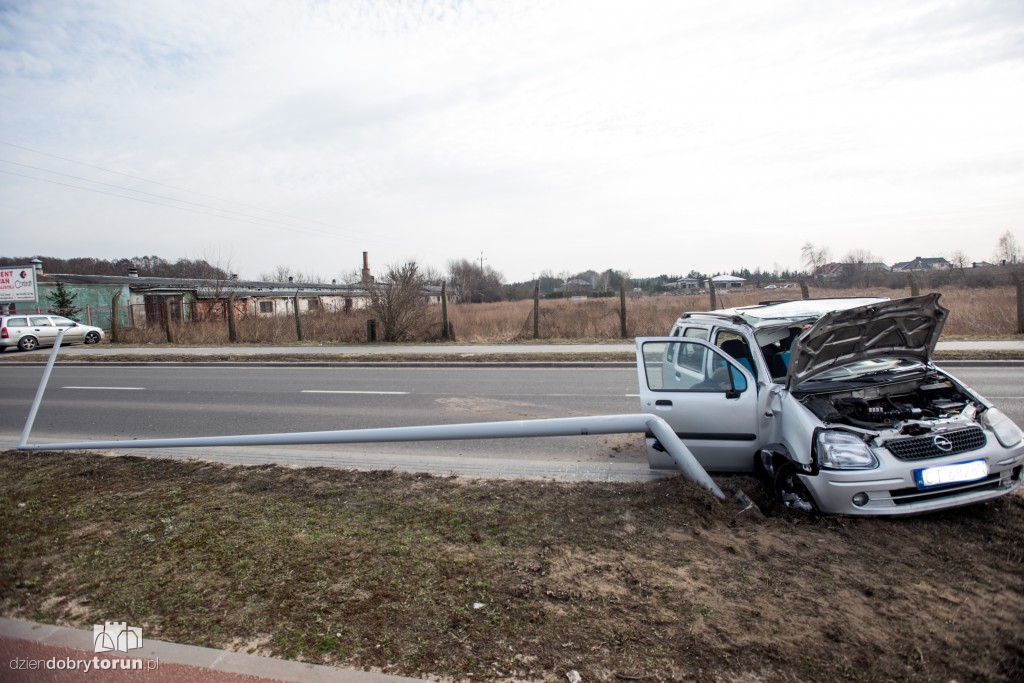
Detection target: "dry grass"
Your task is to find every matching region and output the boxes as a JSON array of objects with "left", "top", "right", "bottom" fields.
[
  {"left": 113, "top": 286, "right": 1018, "bottom": 345},
  {"left": 3, "top": 452, "right": 1022, "bottom": 682}
]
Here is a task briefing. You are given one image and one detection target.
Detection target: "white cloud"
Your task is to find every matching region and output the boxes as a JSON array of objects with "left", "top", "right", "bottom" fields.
[{"left": 1, "top": 0, "right": 1022, "bottom": 281}]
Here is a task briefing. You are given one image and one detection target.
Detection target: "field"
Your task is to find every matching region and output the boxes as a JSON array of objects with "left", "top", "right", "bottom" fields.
[
  {"left": 115, "top": 285, "right": 1020, "bottom": 346},
  {"left": 2, "top": 452, "right": 1022, "bottom": 682}
]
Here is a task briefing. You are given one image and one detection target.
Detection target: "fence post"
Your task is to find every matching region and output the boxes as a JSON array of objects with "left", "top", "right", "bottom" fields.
[
  {"left": 227, "top": 293, "right": 238, "bottom": 343},
  {"left": 533, "top": 280, "right": 540, "bottom": 339},
  {"left": 110, "top": 291, "right": 121, "bottom": 343},
  {"left": 161, "top": 299, "right": 174, "bottom": 344},
  {"left": 367, "top": 319, "right": 377, "bottom": 342},
  {"left": 908, "top": 274, "right": 920, "bottom": 297},
  {"left": 619, "top": 278, "right": 628, "bottom": 338},
  {"left": 708, "top": 278, "right": 717, "bottom": 309},
  {"left": 798, "top": 279, "right": 810, "bottom": 300},
  {"left": 441, "top": 281, "right": 451, "bottom": 340},
  {"left": 293, "top": 292, "right": 303, "bottom": 341},
  {"left": 1015, "top": 273, "right": 1024, "bottom": 334}
]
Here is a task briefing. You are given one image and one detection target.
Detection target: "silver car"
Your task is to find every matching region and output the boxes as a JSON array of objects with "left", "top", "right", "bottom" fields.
[
  {"left": 636, "top": 294, "right": 1024, "bottom": 515},
  {"left": 0, "top": 314, "right": 105, "bottom": 351}
]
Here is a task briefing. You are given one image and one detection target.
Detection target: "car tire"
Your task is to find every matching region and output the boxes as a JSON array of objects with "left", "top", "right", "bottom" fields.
[
  {"left": 774, "top": 462, "right": 818, "bottom": 514},
  {"left": 18, "top": 336, "right": 38, "bottom": 352},
  {"left": 84, "top": 331, "right": 100, "bottom": 344}
]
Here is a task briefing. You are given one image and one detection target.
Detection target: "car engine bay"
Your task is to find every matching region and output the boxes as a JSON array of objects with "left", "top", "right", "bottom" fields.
[{"left": 798, "top": 372, "right": 980, "bottom": 435}]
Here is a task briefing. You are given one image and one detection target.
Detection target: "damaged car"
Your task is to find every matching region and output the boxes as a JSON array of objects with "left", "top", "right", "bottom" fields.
[{"left": 636, "top": 294, "right": 1024, "bottom": 515}]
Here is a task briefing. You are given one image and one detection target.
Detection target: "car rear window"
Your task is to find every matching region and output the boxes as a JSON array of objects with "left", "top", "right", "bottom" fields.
[{"left": 5, "top": 317, "right": 27, "bottom": 326}]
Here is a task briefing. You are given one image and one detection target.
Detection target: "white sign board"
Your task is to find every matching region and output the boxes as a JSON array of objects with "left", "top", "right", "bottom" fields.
[{"left": 0, "top": 266, "right": 38, "bottom": 302}]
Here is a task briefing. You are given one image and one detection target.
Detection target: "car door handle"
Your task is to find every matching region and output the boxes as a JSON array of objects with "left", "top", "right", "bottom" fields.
[{"left": 655, "top": 399, "right": 673, "bottom": 406}]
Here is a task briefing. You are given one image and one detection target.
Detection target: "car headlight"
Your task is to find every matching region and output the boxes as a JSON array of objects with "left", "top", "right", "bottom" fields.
[
  {"left": 816, "top": 430, "right": 879, "bottom": 470},
  {"left": 982, "top": 408, "right": 1024, "bottom": 448}
]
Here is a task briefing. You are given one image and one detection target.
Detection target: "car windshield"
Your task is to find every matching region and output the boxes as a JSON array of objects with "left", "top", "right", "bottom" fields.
[
  {"left": 799, "top": 358, "right": 925, "bottom": 387},
  {"left": 730, "top": 298, "right": 890, "bottom": 325}
]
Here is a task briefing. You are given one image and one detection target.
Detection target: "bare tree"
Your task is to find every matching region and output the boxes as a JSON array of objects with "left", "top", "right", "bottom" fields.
[
  {"left": 258, "top": 265, "right": 325, "bottom": 283},
  {"left": 447, "top": 258, "right": 504, "bottom": 303},
  {"left": 949, "top": 249, "right": 970, "bottom": 276},
  {"left": 840, "top": 248, "right": 884, "bottom": 287},
  {"left": 365, "top": 261, "right": 431, "bottom": 342},
  {"left": 259, "top": 265, "right": 295, "bottom": 282},
  {"left": 801, "top": 241, "right": 831, "bottom": 281},
  {"left": 995, "top": 231, "right": 1021, "bottom": 265}
]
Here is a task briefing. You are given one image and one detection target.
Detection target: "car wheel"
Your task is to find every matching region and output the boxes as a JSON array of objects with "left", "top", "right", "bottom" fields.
[
  {"left": 18, "top": 336, "right": 38, "bottom": 352},
  {"left": 774, "top": 462, "right": 817, "bottom": 514},
  {"left": 84, "top": 331, "right": 100, "bottom": 344}
]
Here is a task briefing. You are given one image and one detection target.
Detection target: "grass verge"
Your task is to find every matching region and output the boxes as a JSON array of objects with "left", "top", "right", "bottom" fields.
[{"left": 2, "top": 451, "right": 1022, "bottom": 681}]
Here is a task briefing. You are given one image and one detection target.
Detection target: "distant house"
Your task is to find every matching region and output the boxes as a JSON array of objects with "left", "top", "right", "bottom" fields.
[
  {"left": 667, "top": 277, "right": 701, "bottom": 291},
  {"left": 554, "top": 278, "right": 594, "bottom": 295},
  {"left": 10, "top": 253, "right": 455, "bottom": 331},
  {"left": 891, "top": 256, "right": 952, "bottom": 272},
  {"left": 710, "top": 274, "right": 745, "bottom": 289},
  {"left": 28, "top": 270, "right": 372, "bottom": 330},
  {"left": 816, "top": 262, "right": 891, "bottom": 280},
  {"left": 6, "top": 260, "right": 372, "bottom": 331}
]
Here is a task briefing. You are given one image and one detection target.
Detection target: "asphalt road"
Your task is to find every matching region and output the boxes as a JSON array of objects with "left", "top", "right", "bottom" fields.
[
  {"left": 0, "top": 365, "right": 647, "bottom": 462},
  {"left": 2, "top": 365, "right": 1022, "bottom": 464}
]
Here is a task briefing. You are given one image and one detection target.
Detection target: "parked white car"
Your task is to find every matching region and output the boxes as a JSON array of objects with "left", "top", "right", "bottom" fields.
[
  {"left": 636, "top": 294, "right": 1024, "bottom": 515},
  {"left": 0, "top": 314, "right": 105, "bottom": 351}
]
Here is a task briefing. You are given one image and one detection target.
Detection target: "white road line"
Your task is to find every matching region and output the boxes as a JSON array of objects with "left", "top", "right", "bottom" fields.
[
  {"left": 62, "top": 386, "right": 146, "bottom": 391},
  {"left": 302, "top": 390, "right": 409, "bottom": 395}
]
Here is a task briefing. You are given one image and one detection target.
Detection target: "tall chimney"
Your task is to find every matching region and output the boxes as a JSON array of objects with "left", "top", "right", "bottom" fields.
[{"left": 361, "top": 251, "right": 373, "bottom": 284}]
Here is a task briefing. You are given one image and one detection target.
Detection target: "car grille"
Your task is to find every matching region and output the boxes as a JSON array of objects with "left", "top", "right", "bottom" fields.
[
  {"left": 889, "top": 472, "right": 1010, "bottom": 506},
  {"left": 884, "top": 426, "right": 987, "bottom": 461}
]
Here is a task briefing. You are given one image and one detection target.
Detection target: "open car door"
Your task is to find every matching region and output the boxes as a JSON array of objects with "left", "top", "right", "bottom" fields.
[{"left": 636, "top": 337, "right": 760, "bottom": 472}]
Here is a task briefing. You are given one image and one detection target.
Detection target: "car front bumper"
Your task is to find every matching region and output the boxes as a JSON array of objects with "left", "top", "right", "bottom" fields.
[{"left": 804, "top": 443, "right": 1024, "bottom": 516}]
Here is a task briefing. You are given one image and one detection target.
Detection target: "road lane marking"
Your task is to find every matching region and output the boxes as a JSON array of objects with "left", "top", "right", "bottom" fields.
[
  {"left": 62, "top": 386, "right": 146, "bottom": 391},
  {"left": 302, "top": 390, "right": 410, "bottom": 395},
  {"left": 302, "top": 390, "right": 637, "bottom": 397}
]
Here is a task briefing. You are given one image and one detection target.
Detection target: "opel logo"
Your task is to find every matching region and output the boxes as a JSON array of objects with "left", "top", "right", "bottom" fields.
[{"left": 933, "top": 435, "right": 953, "bottom": 452}]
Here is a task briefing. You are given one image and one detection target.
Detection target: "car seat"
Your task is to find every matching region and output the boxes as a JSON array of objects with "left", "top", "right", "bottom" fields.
[{"left": 719, "top": 339, "right": 756, "bottom": 379}]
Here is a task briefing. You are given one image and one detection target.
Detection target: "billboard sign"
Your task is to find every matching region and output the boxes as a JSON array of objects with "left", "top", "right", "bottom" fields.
[{"left": 0, "top": 266, "right": 38, "bottom": 302}]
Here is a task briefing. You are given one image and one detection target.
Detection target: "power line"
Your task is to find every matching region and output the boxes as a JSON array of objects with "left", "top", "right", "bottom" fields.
[
  {"left": 0, "top": 169, "right": 341, "bottom": 236},
  {"left": 0, "top": 139, "right": 354, "bottom": 234},
  {"left": 0, "top": 158, "right": 352, "bottom": 239}
]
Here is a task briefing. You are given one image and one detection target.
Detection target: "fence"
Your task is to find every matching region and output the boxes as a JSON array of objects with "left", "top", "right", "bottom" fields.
[{"left": 5, "top": 282, "right": 1021, "bottom": 342}]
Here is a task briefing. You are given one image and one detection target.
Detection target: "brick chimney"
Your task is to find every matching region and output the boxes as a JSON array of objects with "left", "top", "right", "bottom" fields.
[{"left": 361, "top": 252, "right": 374, "bottom": 284}]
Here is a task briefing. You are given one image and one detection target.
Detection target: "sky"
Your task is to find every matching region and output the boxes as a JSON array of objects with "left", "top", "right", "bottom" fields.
[{"left": 1, "top": 0, "right": 1022, "bottom": 283}]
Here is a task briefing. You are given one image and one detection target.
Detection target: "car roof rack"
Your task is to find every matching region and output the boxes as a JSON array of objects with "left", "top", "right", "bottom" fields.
[{"left": 678, "top": 311, "right": 747, "bottom": 325}]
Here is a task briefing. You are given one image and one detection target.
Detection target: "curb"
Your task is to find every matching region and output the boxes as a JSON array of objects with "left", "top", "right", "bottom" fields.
[
  {"left": 1, "top": 617, "right": 421, "bottom": 682},
  {"left": 1, "top": 359, "right": 1021, "bottom": 368},
  {"left": 0, "top": 360, "right": 638, "bottom": 369}
]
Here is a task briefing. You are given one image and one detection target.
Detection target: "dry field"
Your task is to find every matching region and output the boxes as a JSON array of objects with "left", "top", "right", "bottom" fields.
[{"left": 114, "top": 285, "right": 1018, "bottom": 345}]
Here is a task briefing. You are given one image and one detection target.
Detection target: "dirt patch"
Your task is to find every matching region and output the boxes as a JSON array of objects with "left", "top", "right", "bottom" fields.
[{"left": 1, "top": 451, "right": 1022, "bottom": 681}]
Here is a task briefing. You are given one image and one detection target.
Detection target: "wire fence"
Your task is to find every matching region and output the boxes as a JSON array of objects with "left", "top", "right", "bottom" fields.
[{"left": 4, "top": 282, "right": 1021, "bottom": 342}]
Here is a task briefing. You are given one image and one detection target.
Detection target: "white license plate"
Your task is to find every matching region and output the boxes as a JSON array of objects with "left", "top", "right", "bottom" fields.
[{"left": 914, "top": 459, "right": 988, "bottom": 490}]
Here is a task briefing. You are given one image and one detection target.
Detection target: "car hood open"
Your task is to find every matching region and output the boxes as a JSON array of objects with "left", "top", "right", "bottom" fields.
[{"left": 787, "top": 294, "right": 948, "bottom": 389}]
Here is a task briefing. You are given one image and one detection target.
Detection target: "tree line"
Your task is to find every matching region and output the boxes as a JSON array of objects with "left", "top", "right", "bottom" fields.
[{"left": 0, "top": 255, "right": 230, "bottom": 280}]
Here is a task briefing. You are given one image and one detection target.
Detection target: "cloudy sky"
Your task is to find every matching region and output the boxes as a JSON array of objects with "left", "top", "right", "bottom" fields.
[{"left": 1, "top": 0, "right": 1022, "bottom": 283}]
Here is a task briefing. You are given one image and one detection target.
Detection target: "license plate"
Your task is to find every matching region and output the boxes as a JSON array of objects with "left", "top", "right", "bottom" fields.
[{"left": 914, "top": 459, "right": 988, "bottom": 490}]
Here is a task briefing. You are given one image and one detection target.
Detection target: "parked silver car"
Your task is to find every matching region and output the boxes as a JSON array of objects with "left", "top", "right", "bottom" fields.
[
  {"left": 636, "top": 294, "right": 1024, "bottom": 515},
  {"left": 0, "top": 314, "right": 105, "bottom": 351}
]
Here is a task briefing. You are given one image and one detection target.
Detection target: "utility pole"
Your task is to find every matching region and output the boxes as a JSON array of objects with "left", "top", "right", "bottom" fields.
[{"left": 478, "top": 252, "right": 487, "bottom": 272}]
